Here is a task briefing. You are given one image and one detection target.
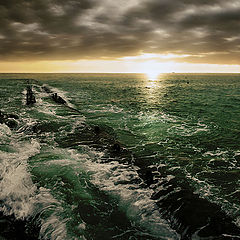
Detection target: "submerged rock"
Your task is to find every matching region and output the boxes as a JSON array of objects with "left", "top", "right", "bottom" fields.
[
  {"left": 112, "top": 142, "right": 121, "bottom": 152},
  {"left": 42, "top": 86, "right": 52, "bottom": 94},
  {"left": 0, "top": 110, "right": 19, "bottom": 129},
  {"left": 6, "top": 114, "right": 19, "bottom": 119},
  {"left": 32, "top": 121, "right": 65, "bottom": 134},
  {"left": 56, "top": 124, "right": 132, "bottom": 162},
  {"left": 0, "top": 212, "right": 40, "bottom": 240},
  {"left": 5, "top": 119, "right": 18, "bottom": 129},
  {"left": 150, "top": 169, "right": 240, "bottom": 239}
]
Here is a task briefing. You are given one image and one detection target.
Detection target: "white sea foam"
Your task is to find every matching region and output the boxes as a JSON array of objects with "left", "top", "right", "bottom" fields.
[
  {"left": 0, "top": 138, "right": 40, "bottom": 219},
  {"left": 0, "top": 123, "right": 12, "bottom": 137},
  {"left": 47, "top": 85, "right": 76, "bottom": 109},
  {"left": 86, "top": 104, "right": 125, "bottom": 114},
  {"left": 0, "top": 128, "right": 70, "bottom": 239},
  {"left": 34, "top": 187, "right": 69, "bottom": 240},
  {"left": 167, "top": 120, "right": 210, "bottom": 137},
  {"left": 40, "top": 145, "right": 179, "bottom": 238},
  {"left": 66, "top": 148, "right": 179, "bottom": 239}
]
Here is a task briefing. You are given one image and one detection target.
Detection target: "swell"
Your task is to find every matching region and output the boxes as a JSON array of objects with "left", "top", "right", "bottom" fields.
[
  {"left": 56, "top": 122, "right": 240, "bottom": 239},
  {"left": 1, "top": 78, "right": 240, "bottom": 240},
  {"left": 34, "top": 81, "right": 240, "bottom": 239}
]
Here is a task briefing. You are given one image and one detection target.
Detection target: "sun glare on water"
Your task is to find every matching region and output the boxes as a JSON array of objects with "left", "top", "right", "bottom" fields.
[{"left": 145, "top": 71, "right": 160, "bottom": 81}]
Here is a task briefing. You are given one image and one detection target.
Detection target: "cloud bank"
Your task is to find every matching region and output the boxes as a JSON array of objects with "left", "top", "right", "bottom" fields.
[{"left": 0, "top": 0, "right": 240, "bottom": 64}]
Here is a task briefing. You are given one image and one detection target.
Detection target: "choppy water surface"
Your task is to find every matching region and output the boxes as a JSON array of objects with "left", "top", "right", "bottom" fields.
[{"left": 0, "top": 73, "right": 240, "bottom": 240}]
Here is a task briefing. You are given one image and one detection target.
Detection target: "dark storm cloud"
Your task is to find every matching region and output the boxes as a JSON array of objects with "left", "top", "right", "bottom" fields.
[{"left": 0, "top": 0, "right": 240, "bottom": 64}]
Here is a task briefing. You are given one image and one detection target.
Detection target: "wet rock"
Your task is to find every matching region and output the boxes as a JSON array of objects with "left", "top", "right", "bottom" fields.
[
  {"left": 51, "top": 93, "right": 66, "bottom": 104},
  {"left": 150, "top": 172, "right": 240, "bottom": 239},
  {"left": 26, "top": 85, "right": 36, "bottom": 105},
  {"left": 235, "top": 154, "right": 240, "bottom": 161},
  {"left": 94, "top": 126, "right": 100, "bottom": 134},
  {"left": 0, "top": 111, "right": 19, "bottom": 129},
  {"left": 0, "top": 212, "right": 40, "bottom": 240},
  {"left": 42, "top": 86, "right": 52, "bottom": 93},
  {"left": 112, "top": 142, "right": 121, "bottom": 152},
  {"left": 5, "top": 119, "right": 18, "bottom": 129},
  {"left": 6, "top": 114, "right": 19, "bottom": 119},
  {"left": 32, "top": 121, "right": 65, "bottom": 134}
]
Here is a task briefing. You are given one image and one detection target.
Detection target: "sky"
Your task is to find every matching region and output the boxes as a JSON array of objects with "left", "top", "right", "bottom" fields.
[{"left": 0, "top": 0, "right": 239, "bottom": 73}]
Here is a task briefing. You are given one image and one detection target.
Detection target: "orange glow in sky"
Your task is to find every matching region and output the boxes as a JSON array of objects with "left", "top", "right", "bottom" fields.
[{"left": 0, "top": 54, "right": 239, "bottom": 74}]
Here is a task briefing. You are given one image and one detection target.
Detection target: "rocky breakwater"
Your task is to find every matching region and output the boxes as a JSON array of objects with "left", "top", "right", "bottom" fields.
[{"left": 0, "top": 111, "right": 19, "bottom": 129}]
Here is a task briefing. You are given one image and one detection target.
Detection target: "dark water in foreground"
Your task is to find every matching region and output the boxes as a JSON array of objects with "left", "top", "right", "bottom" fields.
[{"left": 0, "top": 73, "right": 240, "bottom": 240}]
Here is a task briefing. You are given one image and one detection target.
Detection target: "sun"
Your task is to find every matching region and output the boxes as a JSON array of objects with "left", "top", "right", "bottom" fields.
[
  {"left": 145, "top": 71, "right": 160, "bottom": 81},
  {"left": 139, "top": 58, "right": 161, "bottom": 80}
]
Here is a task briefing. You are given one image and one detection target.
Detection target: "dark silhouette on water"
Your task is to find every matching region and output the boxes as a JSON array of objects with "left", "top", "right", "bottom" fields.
[
  {"left": 113, "top": 142, "right": 121, "bottom": 152},
  {"left": 41, "top": 85, "right": 52, "bottom": 94},
  {"left": 0, "top": 212, "right": 40, "bottom": 240},
  {"left": 52, "top": 93, "right": 66, "bottom": 104},
  {"left": 26, "top": 86, "right": 36, "bottom": 105},
  {"left": 41, "top": 85, "right": 83, "bottom": 114},
  {"left": 94, "top": 125, "right": 100, "bottom": 134},
  {"left": 0, "top": 110, "right": 18, "bottom": 129}
]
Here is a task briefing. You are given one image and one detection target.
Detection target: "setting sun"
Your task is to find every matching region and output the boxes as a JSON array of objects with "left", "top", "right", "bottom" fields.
[{"left": 144, "top": 71, "right": 160, "bottom": 80}]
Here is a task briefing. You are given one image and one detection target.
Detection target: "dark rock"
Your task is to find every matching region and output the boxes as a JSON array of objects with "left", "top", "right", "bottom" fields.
[
  {"left": 42, "top": 86, "right": 52, "bottom": 93},
  {"left": 0, "top": 212, "right": 40, "bottom": 240},
  {"left": 112, "top": 143, "right": 121, "bottom": 152},
  {"left": 94, "top": 126, "right": 100, "bottom": 134},
  {"left": 52, "top": 93, "right": 66, "bottom": 104},
  {"left": 5, "top": 119, "right": 18, "bottom": 129},
  {"left": 145, "top": 169, "right": 154, "bottom": 186},
  {"left": 0, "top": 111, "right": 19, "bottom": 129},
  {"left": 26, "top": 86, "right": 36, "bottom": 105},
  {"left": 235, "top": 154, "right": 240, "bottom": 161},
  {"left": 6, "top": 114, "right": 19, "bottom": 119}
]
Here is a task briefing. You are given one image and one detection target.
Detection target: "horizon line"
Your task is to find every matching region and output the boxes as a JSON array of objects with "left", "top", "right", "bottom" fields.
[{"left": 0, "top": 72, "right": 240, "bottom": 74}]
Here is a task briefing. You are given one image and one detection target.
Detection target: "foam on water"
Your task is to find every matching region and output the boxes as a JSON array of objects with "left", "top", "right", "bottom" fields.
[
  {"left": 185, "top": 168, "right": 240, "bottom": 227},
  {"left": 35, "top": 187, "right": 68, "bottom": 240},
  {"left": 0, "top": 123, "right": 12, "bottom": 138},
  {"left": 34, "top": 145, "right": 179, "bottom": 238},
  {"left": 66, "top": 148, "right": 179, "bottom": 239},
  {"left": 34, "top": 91, "right": 58, "bottom": 117},
  {"left": 0, "top": 132, "right": 40, "bottom": 219},
  {"left": 86, "top": 104, "right": 125, "bottom": 114},
  {"left": 47, "top": 85, "right": 76, "bottom": 109},
  {"left": 0, "top": 125, "right": 70, "bottom": 239},
  {"left": 168, "top": 120, "right": 210, "bottom": 137},
  {"left": 2, "top": 73, "right": 240, "bottom": 239}
]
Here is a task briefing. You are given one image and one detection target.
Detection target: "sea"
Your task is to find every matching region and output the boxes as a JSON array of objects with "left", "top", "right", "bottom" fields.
[{"left": 0, "top": 73, "right": 240, "bottom": 240}]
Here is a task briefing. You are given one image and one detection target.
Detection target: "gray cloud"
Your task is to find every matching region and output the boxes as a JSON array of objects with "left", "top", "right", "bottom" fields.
[{"left": 0, "top": 0, "right": 240, "bottom": 64}]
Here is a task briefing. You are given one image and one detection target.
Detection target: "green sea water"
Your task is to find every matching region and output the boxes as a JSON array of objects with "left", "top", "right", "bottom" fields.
[{"left": 0, "top": 73, "right": 240, "bottom": 239}]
